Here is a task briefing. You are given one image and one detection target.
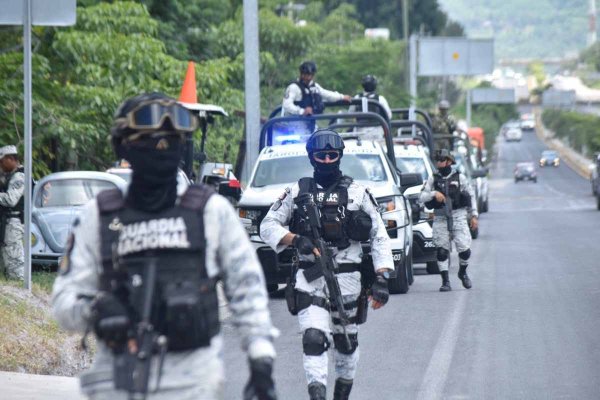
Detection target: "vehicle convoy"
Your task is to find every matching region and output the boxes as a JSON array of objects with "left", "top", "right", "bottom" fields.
[
  {"left": 514, "top": 162, "right": 538, "bottom": 183},
  {"left": 31, "top": 171, "right": 127, "bottom": 266},
  {"left": 540, "top": 150, "right": 560, "bottom": 167},
  {"left": 238, "top": 108, "right": 420, "bottom": 294},
  {"left": 391, "top": 125, "right": 438, "bottom": 275}
]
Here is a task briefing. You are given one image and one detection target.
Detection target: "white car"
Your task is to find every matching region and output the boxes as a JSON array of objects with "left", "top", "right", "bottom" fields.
[
  {"left": 237, "top": 139, "right": 415, "bottom": 294},
  {"left": 520, "top": 114, "right": 535, "bottom": 131},
  {"left": 505, "top": 127, "right": 523, "bottom": 142},
  {"left": 393, "top": 141, "right": 438, "bottom": 273}
]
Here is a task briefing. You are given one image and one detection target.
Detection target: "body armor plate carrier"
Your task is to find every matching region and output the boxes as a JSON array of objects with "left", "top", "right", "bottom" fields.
[
  {"left": 97, "top": 184, "right": 220, "bottom": 352},
  {"left": 428, "top": 171, "right": 471, "bottom": 210}
]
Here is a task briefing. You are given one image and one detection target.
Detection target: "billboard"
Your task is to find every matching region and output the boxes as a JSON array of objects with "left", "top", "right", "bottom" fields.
[
  {"left": 0, "top": 0, "right": 76, "bottom": 26},
  {"left": 471, "top": 88, "right": 516, "bottom": 104},
  {"left": 542, "top": 90, "right": 576, "bottom": 108},
  {"left": 418, "top": 38, "right": 494, "bottom": 76}
]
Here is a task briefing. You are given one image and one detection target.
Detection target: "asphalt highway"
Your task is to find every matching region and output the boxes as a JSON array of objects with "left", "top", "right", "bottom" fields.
[{"left": 222, "top": 128, "right": 600, "bottom": 399}]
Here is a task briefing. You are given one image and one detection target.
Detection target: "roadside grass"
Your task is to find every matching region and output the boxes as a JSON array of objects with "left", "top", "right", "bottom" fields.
[{"left": 0, "top": 272, "right": 94, "bottom": 375}]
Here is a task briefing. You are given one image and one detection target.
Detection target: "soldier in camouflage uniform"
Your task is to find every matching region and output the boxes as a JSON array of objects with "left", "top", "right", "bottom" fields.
[
  {"left": 431, "top": 100, "right": 457, "bottom": 136},
  {"left": 261, "top": 129, "right": 393, "bottom": 400},
  {"left": 0, "top": 145, "right": 25, "bottom": 280},
  {"left": 420, "top": 149, "right": 478, "bottom": 292},
  {"left": 52, "top": 93, "right": 278, "bottom": 400}
]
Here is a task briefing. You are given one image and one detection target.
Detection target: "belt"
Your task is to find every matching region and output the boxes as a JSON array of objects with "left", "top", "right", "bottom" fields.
[
  {"left": 296, "top": 291, "right": 330, "bottom": 312},
  {"left": 298, "top": 262, "right": 361, "bottom": 274},
  {"left": 331, "top": 316, "right": 359, "bottom": 325}
]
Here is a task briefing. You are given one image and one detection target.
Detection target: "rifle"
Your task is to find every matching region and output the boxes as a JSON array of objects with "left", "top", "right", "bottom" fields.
[
  {"left": 112, "top": 256, "right": 168, "bottom": 400},
  {"left": 443, "top": 177, "right": 454, "bottom": 255},
  {"left": 296, "top": 194, "right": 352, "bottom": 349}
]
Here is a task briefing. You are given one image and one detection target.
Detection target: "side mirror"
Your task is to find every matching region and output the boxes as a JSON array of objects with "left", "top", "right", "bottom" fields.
[
  {"left": 471, "top": 168, "right": 488, "bottom": 179},
  {"left": 218, "top": 179, "right": 242, "bottom": 201},
  {"left": 410, "top": 201, "right": 421, "bottom": 224},
  {"left": 399, "top": 173, "right": 423, "bottom": 192}
]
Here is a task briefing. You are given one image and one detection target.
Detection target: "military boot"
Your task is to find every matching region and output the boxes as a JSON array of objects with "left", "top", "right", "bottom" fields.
[
  {"left": 439, "top": 270, "right": 452, "bottom": 292},
  {"left": 333, "top": 378, "right": 353, "bottom": 400},
  {"left": 308, "top": 382, "right": 326, "bottom": 400},
  {"left": 458, "top": 264, "right": 472, "bottom": 289}
]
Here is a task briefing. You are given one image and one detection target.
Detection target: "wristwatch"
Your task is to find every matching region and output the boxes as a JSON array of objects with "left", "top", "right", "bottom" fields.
[{"left": 378, "top": 271, "right": 391, "bottom": 281}]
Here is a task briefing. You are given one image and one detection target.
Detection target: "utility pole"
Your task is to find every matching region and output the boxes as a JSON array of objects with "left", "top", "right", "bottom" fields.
[
  {"left": 402, "top": 0, "right": 410, "bottom": 92},
  {"left": 243, "top": 0, "right": 260, "bottom": 185}
]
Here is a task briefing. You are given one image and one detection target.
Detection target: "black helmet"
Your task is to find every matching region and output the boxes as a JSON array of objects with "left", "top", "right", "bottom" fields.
[
  {"left": 362, "top": 74, "right": 377, "bottom": 92},
  {"left": 299, "top": 61, "right": 317, "bottom": 75},
  {"left": 110, "top": 92, "right": 197, "bottom": 157},
  {"left": 306, "top": 129, "right": 345, "bottom": 154},
  {"left": 434, "top": 148, "right": 455, "bottom": 164}
]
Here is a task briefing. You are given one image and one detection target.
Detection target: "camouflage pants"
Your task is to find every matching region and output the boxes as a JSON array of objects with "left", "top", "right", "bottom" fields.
[
  {"left": 432, "top": 216, "right": 471, "bottom": 273},
  {"left": 1, "top": 218, "right": 24, "bottom": 280},
  {"left": 295, "top": 269, "right": 361, "bottom": 386}
]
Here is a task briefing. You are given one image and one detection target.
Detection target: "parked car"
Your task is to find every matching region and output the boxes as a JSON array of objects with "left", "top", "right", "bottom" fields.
[
  {"left": 31, "top": 171, "right": 127, "bottom": 267},
  {"left": 539, "top": 150, "right": 560, "bottom": 167},
  {"left": 514, "top": 162, "right": 537, "bottom": 183}
]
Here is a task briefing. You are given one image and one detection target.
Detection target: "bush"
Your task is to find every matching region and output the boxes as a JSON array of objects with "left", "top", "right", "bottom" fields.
[{"left": 542, "top": 109, "right": 600, "bottom": 157}]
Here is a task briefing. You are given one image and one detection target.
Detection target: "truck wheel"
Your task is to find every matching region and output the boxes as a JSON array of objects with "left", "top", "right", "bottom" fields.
[
  {"left": 389, "top": 260, "right": 409, "bottom": 294},
  {"left": 426, "top": 261, "right": 440, "bottom": 274},
  {"left": 266, "top": 284, "right": 279, "bottom": 294},
  {"left": 482, "top": 199, "right": 489, "bottom": 213},
  {"left": 407, "top": 250, "right": 414, "bottom": 285}
]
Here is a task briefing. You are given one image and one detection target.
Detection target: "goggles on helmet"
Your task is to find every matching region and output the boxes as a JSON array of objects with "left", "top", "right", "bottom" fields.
[
  {"left": 307, "top": 133, "right": 345, "bottom": 153},
  {"left": 117, "top": 100, "right": 198, "bottom": 133},
  {"left": 313, "top": 150, "right": 341, "bottom": 162}
]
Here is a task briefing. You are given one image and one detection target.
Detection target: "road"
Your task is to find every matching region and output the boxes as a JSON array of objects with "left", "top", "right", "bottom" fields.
[{"left": 221, "top": 127, "right": 600, "bottom": 399}]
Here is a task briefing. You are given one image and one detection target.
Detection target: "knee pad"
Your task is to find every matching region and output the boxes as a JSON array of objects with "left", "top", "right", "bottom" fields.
[
  {"left": 458, "top": 249, "right": 471, "bottom": 260},
  {"left": 437, "top": 247, "right": 449, "bottom": 262},
  {"left": 333, "top": 333, "right": 358, "bottom": 355},
  {"left": 303, "top": 328, "right": 329, "bottom": 356}
]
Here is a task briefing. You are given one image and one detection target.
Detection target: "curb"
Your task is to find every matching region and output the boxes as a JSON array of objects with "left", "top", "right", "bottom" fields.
[{"left": 533, "top": 109, "right": 592, "bottom": 179}]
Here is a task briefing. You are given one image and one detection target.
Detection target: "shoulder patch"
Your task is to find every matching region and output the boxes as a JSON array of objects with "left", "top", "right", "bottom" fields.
[
  {"left": 365, "top": 188, "right": 378, "bottom": 207},
  {"left": 59, "top": 233, "right": 75, "bottom": 275},
  {"left": 272, "top": 187, "right": 291, "bottom": 211}
]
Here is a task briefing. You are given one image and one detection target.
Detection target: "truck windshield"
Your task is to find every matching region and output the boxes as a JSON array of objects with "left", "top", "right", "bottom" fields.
[
  {"left": 252, "top": 154, "right": 388, "bottom": 187},
  {"left": 396, "top": 157, "right": 428, "bottom": 181}
]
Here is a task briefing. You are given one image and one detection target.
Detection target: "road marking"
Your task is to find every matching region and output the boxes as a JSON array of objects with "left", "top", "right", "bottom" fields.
[{"left": 416, "top": 290, "right": 468, "bottom": 400}]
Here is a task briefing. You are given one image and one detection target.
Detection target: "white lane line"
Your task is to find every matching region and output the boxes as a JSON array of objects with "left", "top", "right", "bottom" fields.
[{"left": 416, "top": 290, "right": 468, "bottom": 400}]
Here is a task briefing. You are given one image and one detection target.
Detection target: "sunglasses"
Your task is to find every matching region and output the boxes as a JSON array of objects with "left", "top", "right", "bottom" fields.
[
  {"left": 118, "top": 100, "right": 198, "bottom": 132},
  {"left": 313, "top": 150, "right": 340, "bottom": 161}
]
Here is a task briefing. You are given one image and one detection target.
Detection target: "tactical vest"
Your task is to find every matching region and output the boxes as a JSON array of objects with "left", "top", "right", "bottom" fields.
[
  {"left": 358, "top": 92, "right": 386, "bottom": 118},
  {"left": 432, "top": 171, "right": 470, "bottom": 209},
  {"left": 292, "top": 80, "right": 324, "bottom": 114},
  {"left": 290, "top": 176, "right": 372, "bottom": 249},
  {"left": 97, "top": 185, "right": 220, "bottom": 352},
  {"left": 2, "top": 166, "right": 24, "bottom": 222}
]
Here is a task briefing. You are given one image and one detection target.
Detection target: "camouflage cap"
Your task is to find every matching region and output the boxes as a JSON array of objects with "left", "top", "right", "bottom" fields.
[{"left": 0, "top": 145, "right": 18, "bottom": 159}]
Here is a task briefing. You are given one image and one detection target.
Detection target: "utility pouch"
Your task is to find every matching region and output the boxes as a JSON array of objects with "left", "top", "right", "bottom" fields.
[
  {"left": 163, "top": 280, "right": 219, "bottom": 351},
  {"left": 459, "top": 192, "right": 472, "bottom": 208},
  {"left": 355, "top": 290, "right": 369, "bottom": 325},
  {"left": 321, "top": 211, "right": 344, "bottom": 242},
  {"left": 346, "top": 210, "right": 372, "bottom": 241},
  {"left": 302, "top": 264, "right": 324, "bottom": 283}
]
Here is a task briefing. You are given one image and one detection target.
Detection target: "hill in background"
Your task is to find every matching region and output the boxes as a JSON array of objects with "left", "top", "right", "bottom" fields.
[{"left": 438, "top": 0, "right": 590, "bottom": 59}]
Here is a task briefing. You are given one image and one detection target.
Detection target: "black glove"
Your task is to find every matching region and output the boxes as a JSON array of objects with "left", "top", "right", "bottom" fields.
[
  {"left": 243, "top": 357, "right": 277, "bottom": 400},
  {"left": 89, "top": 292, "right": 131, "bottom": 346},
  {"left": 292, "top": 235, "right": 315, "bottom": 255},
  {"left": 371, "top": 276, "right": 389, "bottom": 305}
]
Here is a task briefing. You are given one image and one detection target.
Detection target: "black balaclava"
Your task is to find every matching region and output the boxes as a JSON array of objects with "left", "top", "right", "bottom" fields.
[
  {"left": 438, "top": 165, "right": 452, "bottom": 176},
  {"left": 124, "top": 134, "right": 183, "bottom": 213},
  {"left": 310, "top": 155, "right": 342, "bottom": 188}
]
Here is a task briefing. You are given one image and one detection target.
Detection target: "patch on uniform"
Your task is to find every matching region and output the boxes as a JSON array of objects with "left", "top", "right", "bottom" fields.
[
  {"left": 272, "top": 187, "right": 290, "bottom": 211},
  {"left": 365, "top": 188, "right": 378, "bottom": 207},
  {"left": 59, "top": 233, "right": 75, "bottom": 275}
]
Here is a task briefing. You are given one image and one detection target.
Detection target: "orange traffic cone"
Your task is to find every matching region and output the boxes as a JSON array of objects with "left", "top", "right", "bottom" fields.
[{"left": 179, "top": 61, "right": 198, "bottom": 104}]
